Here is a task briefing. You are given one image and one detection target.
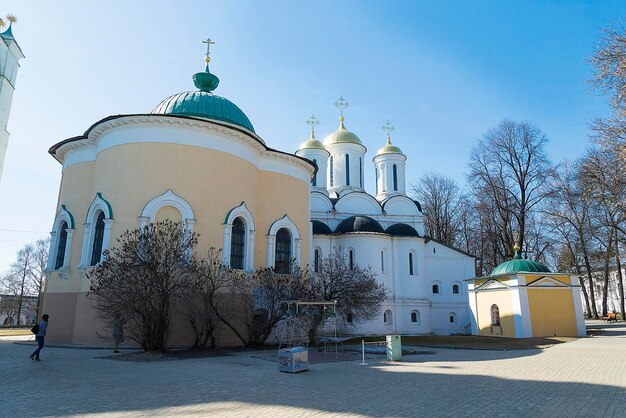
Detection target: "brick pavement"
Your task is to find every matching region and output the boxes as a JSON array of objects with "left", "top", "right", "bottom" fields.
[{"left": 1, "top": 321, "right": 626, "bottom": 417}]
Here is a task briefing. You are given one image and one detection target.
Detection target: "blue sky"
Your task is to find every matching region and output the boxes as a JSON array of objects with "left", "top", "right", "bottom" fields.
[{"left": 0, "top": 0, "right": 623, "bottom": 271}]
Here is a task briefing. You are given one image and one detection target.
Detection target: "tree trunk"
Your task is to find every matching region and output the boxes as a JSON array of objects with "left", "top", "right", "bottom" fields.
[
  {"left": 16, "top": 258, "right": 28, "bottom": 326},
  {"left": 580, "top": 235, "right": 600, "bottom": 319},
  {"left": 615, "top": 241, "right": 625, "bottom": 320},
  {"left": 571, "top": 249, "right": 592, "bottom": 316},
  {"left": 601, "top": 229, "right": 614, "bottom": 317}
]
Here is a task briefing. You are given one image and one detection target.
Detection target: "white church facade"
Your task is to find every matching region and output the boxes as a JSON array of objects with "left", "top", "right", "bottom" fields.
[{"left": 42, "top": 43, "right": 475, "bottom": 345}]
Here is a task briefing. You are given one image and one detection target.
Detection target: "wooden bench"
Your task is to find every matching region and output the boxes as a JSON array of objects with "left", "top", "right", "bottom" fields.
[{"left": 603, "top": 312, "right": 618, "bottom": 322}]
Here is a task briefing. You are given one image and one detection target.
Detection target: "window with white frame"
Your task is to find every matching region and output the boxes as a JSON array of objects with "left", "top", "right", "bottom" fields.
[
  {"left": 54, "top": 221, "right": 68, "bottom": 270},
  {"left": 222, "top": 202, "right": 254, "bottom": 271},
  {"left": 432, "top": 281, "right": 441, "bottom": 294},
  {"left": 275, "top": 228, "right": 292, "bottom": 274},
  {"left": 49, "top": 205, "right": 75, "bottom": 271},
  {"left": 409, "top": 252, "right": 415, "bottom": 275},
  {"left": 230, "top": 217, "right": 246, "bottom": 270},
  {"left": 410, "top": 310, "right": 420, "bottom": 324},
  {"left": 267, "top": 215, "right": 300, "bottom": 272},
  {"left": 80, "top": 193, "right": 114, "bottom": 268},
  {"left": 449, "top": 312, "right": 457, "bottom": 324},
  {"left": 452, "top": 282, "right": 461, "bottom": 294},
  {"left": 383, "top": 309, "right": 393, "bottom": 325}
]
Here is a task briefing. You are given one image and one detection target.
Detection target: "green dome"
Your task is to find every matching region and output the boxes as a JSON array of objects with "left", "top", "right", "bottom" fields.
[
  {"left": 152, "top": 92, "right": 255, "bottom": 132},
  {"left": 152, "top": 57, "right": 255, "bottom": 133},
  {"left": 490, "top": 251, "right": 551, "bottom": 276},
  {"left": 323, "top": 118, "right": 362, "bottom": 145}
]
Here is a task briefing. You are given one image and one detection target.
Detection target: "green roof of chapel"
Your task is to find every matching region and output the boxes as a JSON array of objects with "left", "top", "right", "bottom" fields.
[{"left": 490, "top": 250, "right": 551, "bottom": 276}]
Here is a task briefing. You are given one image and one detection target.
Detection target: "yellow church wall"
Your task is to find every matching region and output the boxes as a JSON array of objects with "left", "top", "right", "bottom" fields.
[
  {"left": 46, "top": 162, "right": 95, "bottom": 294},
  {"left": 527, "top": 288, "right": 578, "bottom": 337},
  {"left": 476, "top": 289, "right": 517, "bottom": 337},
  {"left": 89, "top": 142, "right": 310, "bottom": 268},
  {"left": 155, "top": 205, "right": 182, "bottom": 222}
]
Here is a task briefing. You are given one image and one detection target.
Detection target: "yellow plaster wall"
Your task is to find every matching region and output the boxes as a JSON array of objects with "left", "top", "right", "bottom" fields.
[
  {"left": 155, "top": 205, "right": 182, "bottom": 222},
  {"left": 527, "top": 288, "right": 578, "bottom": 337},
  {"left": 47, "top": 162, "right": 96, "bottom": 293},
  {"left": 476, "top": 289, "right": 517, "bottom": 337}
]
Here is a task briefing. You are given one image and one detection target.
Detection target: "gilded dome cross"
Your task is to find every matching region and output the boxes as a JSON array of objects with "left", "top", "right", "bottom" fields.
[
  {"left": 383, "top": 120, "right": 394, "bottom": 141},
  {"left": 306, "top": 114, "right": 320, "bottom": 137},
  {"left": 203, "top": 38, "right": 215, "bottom": 63},
  {"left": 334, "top": 95, "right": 350, "bottom": 118}
]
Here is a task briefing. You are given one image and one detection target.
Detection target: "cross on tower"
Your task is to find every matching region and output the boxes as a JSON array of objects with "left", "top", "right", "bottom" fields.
[
  {"left": 306, "top": 114, "right": 320, "bottom": 137},
  {"left": 334, "top": 95, "right": 349, "bottom": 117},
  {"left": 203, "top": 38, "right": 215, "bottom": 63},
  {"left": 383, "top": 120, "right": 394, "bottom": 140}
]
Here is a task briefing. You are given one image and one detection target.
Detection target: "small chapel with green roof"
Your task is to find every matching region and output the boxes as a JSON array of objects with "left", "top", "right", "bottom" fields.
[{"left": 467, "top": 244, "right": 586, "bottom": 338}]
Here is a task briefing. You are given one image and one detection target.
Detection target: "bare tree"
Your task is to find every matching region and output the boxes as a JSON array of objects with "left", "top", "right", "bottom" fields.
[
  {"left": 411, "top": 172, "right": 463, "bottom": 245},
  {"left": 87, "top": 220, "right": 197, "bottom": 351},
  {"left": 469, "top": 119, "right": 553, "bottom": 261},
  {"left": 543, "top": 161, "right": 600, "bottom": 318},
  {"left": 590, "top": 20, "right": 626, "bottom": 163},
  {"left": 305, "top": 249, "right": 387, "bottom": 343},
  {"left": 29, "top": 239, "right": 49, "bottom": 319}
]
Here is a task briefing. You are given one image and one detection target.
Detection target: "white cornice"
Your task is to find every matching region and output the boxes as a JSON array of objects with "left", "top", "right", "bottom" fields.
[{"left": 53, "top": 115, "right": 315, "bottom": 181}]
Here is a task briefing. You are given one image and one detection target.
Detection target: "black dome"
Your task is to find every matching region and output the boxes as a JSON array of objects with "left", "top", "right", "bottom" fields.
[
  {"left": 312, "top": 220, "right": 332, "bottom": 234},
  {"left": 386, "top": 223, "right": 420, "bottom": 237},
  {"left": 335, "top": 216, "right": 384, "bottom": 234}
]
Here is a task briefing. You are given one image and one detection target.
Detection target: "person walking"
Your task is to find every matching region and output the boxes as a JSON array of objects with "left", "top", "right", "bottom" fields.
[
  {"left": 29, "top": 314, "right": 49, "bottom": 361},
  {"left": 112, "top": 314, "right": 126, "bottom": 353}
]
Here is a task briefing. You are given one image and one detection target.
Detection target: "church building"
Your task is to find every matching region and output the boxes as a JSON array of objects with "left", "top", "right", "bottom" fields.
[
  {"left": 0, "top": 22, "right": 24, "bottom": 183},
  {"left": 42, "top": 43, "right": 475, "bottom": 344}
]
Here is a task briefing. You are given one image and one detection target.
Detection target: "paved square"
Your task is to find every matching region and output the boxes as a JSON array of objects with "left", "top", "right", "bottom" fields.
[{"left": 2, "top": 321, "right": 626, "bottom": 417}]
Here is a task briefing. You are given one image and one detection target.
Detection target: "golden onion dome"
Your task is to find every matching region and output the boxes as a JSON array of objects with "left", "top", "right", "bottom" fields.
[
  {"left": 323, "top": 117, "right": 362, "bottom": 146},
  {"left": 376, "top": 137, "right": 404, "bottom": 156},
  {"left": 298, "top": 132, "right": 326, "bottom": 151}
]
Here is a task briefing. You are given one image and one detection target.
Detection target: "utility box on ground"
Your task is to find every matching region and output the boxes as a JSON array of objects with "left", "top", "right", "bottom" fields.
[
  {"left": 386, "top": 335, "right": 402, "bottom": 361},
  {"left": 278, "top": 346, "right": 309, "bottom": 373}
]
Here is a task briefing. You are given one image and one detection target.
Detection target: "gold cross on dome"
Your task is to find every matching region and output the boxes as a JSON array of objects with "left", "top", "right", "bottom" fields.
[
  {"left": 382, "top": 120, "right": 394, "bottom": 140},
  {"left": 306, "top": 114, "right": 320, "bottom": 137},
  {"left": 203, "top": 38, "right": 215, "bottom": 63},
  {"left": 334, "top": 95, "right": 349, "bottom": 117}
]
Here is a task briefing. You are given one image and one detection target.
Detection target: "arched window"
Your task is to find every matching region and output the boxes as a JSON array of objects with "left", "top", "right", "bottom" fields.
[
  {"left": 491, "top": 304, "right": 501, "bottom": 326},
  {"left": 230, "top": 217, "right": 245, "bottom": 269},
  {"left": 409, "top": 252, "right": 414, "bottom": 275},
  {"left": 349, "top": 249, "right": 354, "bottom": 270},
  {"left": 375, "top": 167, "right": 379, "bottom": 194},
  {"left": 452, "top": 283, "right": 460, "bottom": 294},
  {"left": 90, "top": 211, "right": 105, "bottom": 266},
  {"left": 384, "top": 309, "right": 393, "bottom": 325},
  {"left": 314, "top": 248, "right": 320, "bottom": 272},
  {"left": 330, "top": 156, "right": 334, "bottom": 186},
  {"left": 381, "top": 250, "right": 385, "bottom": 273},
  {"left": 359, "top": 157, "right": 363, "bottom": 188},
  {"left": 275, "top": 228, "right": 292, "bottom": 274},
  {"left": 449, "top": 312, "right": 457, "bottom": 324},
  {"left": 54, "top": 221, "right": 68, "bottom": 270},
  {"left": 393, "top": 164, "right": 398, "bottom": 191},
  {"left": 410, "top": 310, "right": 420, "bottom": 324},
  {"left": 312, "top": 159, "right": 317, "bottom": 187},
  {"left": 432, "top": 283, "right": 440, "bottom": 294},
  {"left": 346, "top": 154, "right": 350, "bottom": 185}
]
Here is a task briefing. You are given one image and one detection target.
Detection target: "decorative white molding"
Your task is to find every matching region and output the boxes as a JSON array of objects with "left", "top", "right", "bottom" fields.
[
  {"left": 53, "top": 115, "right": 314, "bottom": 183},
  {"left": 222, "top": 202, "right": 255, "bottom": 271},
  {"left": 47, "top": 205, "right": 75, "bottom": 271},
  {"left": 267, "top": 214, "right": 301, "bottom": 269},
  {"left": 140, "top": 189, "right": 195, "bottom": 226},
  {"left": 79, "top": 193, "right": 113, "bottom": 267}
]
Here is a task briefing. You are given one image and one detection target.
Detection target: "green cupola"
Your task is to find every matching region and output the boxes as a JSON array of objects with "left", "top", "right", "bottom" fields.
[
  {"left": 490, "top": 244, "right": 551, "bottom": 276},
  {"left": 152, "top": 39, "right": 255, "bottom": 133}
]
